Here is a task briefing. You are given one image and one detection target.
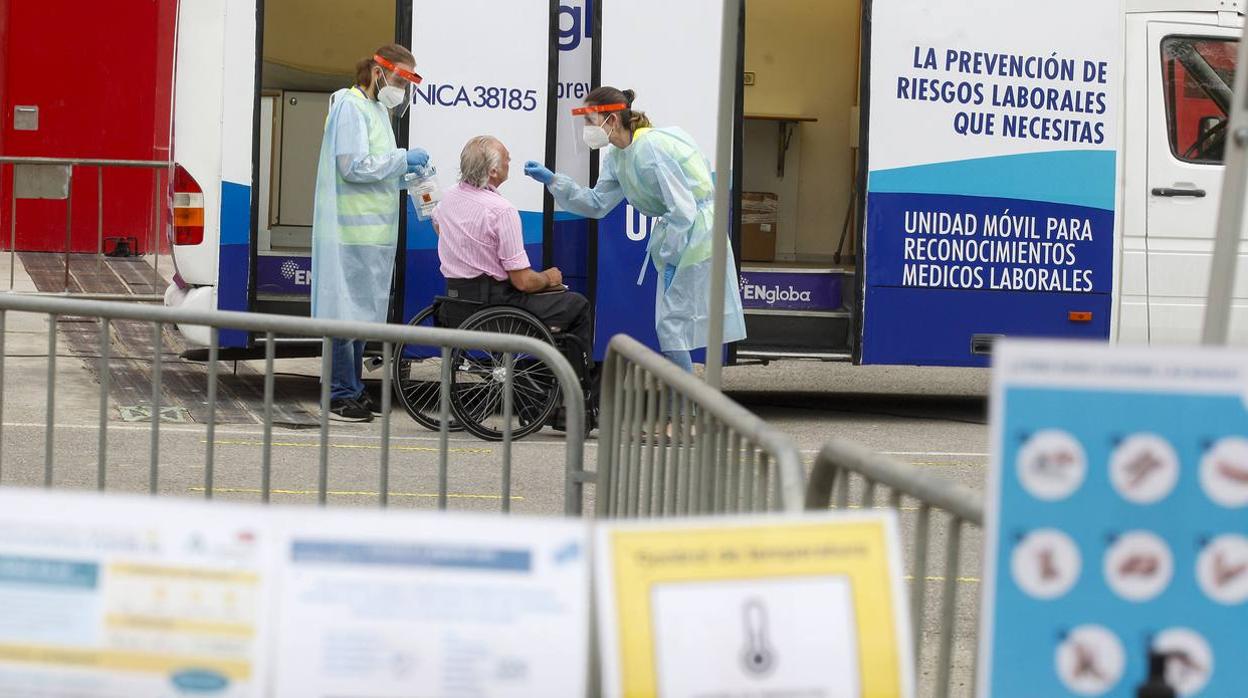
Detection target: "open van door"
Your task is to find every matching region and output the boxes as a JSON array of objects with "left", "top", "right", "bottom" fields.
[{"left": 1145, "top": 19, "right": 1242, "bottom": 343}]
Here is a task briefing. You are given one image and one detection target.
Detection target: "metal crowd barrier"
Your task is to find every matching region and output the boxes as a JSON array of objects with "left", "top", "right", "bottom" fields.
[
  {"left": 1, "top": 156, "right": 172, "bottom": 300},
  {"left": 0, "top": 292, "right": 989, "bottom": 695},
  {"left": 0, "top": 293, "right": 586, "bottom": 512},
  {"left": 593, "top": 334, "right": 806, "bottom": 516},
  {"left": 806, "top": 438, "right": 985, "bottom": 698}
]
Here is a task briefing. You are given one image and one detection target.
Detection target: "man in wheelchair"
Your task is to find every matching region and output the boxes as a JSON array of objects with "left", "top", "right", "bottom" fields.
[{"left": 432, "top": 136, "right": 597, "bottom": 431}]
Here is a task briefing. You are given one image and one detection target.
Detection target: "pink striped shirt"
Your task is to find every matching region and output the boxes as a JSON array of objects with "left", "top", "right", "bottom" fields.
[{"left": 433, "top": 182, "right": 530, "bottom": 281}]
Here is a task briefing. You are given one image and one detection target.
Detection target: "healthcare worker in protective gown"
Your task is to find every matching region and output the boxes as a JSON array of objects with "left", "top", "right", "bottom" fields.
[
  {"left": 523, "top": 86, "right": 746, "bottom": 373},
  {"left": 312, "top": 44, "right": 428, "bottom": 422}
]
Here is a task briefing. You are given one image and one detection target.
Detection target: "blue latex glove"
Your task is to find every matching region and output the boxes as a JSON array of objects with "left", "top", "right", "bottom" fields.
[
  {"left": 406, "top": 148, "right": 430, "bottom": 173},
  {"left": 524, "top": 161, "right": 556, "bottom": 185}
]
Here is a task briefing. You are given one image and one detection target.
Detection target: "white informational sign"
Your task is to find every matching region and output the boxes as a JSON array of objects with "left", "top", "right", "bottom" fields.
[
  {"left": 271, "top": 509, "right": 590, "bottom": 697},
  {"left": 0, "top": 489, "right": 273, "bottom": 697},
  {"left": 982, "top": 341, "right": 1248, "bottom": 697},
  {"left": 596, "top": 513, "right": 913, "bottom": 698},
  {"left": 0, "top": 489, "right": 591, "bottom": 697},
  {"left": 409, "top": 0, "right": 551, "bottom": 224},
  {"left": 862, "top": 0, "right": 1122, "bottom": 365},
  {"left": 868, "top": 0, "right": 1121, "bottom": 174}
]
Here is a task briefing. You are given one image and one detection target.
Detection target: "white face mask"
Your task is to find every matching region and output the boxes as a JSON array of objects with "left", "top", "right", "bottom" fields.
[
  {"left": 374, "top": 66, "right": 409, "bottom": 110},
  {"left": 582, "top": 117, "right": 614, "bottom": 150},
  {"left": 378, "top": 84, "right": 406, "bottom": 110}
]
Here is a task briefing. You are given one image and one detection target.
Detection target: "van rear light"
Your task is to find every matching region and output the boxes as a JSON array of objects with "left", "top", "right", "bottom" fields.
[{"left": 172, "top": 164, "right": 205, "bottom": 246}]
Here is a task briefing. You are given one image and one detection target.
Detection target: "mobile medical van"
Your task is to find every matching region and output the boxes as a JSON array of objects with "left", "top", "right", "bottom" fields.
[{"left": 166, "top": 0, "right": 1243, "bottom": 367}]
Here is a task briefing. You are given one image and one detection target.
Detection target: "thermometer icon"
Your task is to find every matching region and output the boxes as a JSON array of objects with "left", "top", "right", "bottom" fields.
[{"left": 740, "top": 597, "right": 776, "bottom": 676}]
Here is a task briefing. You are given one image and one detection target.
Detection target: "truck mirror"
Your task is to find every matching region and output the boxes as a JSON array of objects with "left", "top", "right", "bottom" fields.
[{"left": 1199, "top": 116, "right": 1222, "bottom": 138}]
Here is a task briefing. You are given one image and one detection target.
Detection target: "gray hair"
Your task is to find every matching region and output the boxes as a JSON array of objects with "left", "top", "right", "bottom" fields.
[{"left": 459, "top": 136, "right": 503, "bottom": 188}]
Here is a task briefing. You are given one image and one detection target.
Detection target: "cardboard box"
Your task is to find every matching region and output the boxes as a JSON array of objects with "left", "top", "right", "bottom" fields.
[{"left": 741, "top": 192, "right": 778, "bottom": 262}]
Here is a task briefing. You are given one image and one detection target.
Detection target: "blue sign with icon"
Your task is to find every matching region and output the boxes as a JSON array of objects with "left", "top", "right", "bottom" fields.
[{"left": 980, "top": 342, "right": 1248, "bottom": 698}]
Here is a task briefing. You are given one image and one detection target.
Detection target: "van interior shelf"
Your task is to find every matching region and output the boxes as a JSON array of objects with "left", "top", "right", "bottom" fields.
[{"left": 744, "top": 113, "right": 818, "bottom": 177}]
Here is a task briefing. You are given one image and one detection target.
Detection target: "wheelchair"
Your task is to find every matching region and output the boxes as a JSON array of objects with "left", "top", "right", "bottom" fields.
[{"left": 391, "top": 296, "right": 593, "bottom": 441}]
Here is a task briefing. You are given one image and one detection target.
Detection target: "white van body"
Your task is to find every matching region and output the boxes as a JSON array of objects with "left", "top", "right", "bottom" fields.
[
  {"left": 164, "top": 0, "right": 1245, "bottom": 363},
  {"left": 1120, "top": 1, "right": 1244, "bottom": 344}
]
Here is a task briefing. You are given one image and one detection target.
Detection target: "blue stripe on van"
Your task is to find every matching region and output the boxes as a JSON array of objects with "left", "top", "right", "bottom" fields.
[
  {"left": 868, "top": 150, "right": 1117, "bottom": 212},
  {"left": 217, "top": 181, "right": 252, "bottom": 348}
]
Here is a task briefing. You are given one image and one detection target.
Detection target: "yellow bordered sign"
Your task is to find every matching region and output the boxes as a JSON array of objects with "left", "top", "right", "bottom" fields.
[{"left": 595, "top": 512, "right": 915, "bottom": 697}]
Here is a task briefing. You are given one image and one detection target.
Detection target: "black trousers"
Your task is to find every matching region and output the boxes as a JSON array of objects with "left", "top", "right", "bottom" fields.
[{"left": 441, "top": 276, "right": 594, "bottom": 368}]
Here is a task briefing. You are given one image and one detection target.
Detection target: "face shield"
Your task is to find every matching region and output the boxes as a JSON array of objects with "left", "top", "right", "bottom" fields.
[
  {"left": 570, "top": 102, "right": 627, "bottom": 154},
  {"left": 373, "top": 54, "right": 422, "bottom": 118}
]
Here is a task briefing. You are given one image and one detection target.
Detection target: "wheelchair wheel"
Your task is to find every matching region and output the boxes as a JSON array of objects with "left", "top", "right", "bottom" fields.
[
  {"left": 392, "top": 305, "right": 464, "bottom": 432},
  {"left": 450, "top": 306, "right": 561, "bottom": 441}
]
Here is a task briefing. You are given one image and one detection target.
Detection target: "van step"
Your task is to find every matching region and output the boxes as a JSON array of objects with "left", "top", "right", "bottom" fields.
[
  {"left": 740, "top": 264, "right": 855, "bottom": 275},
  {"left": 744, "top": 309, "right": 849, "bottom": 319},
  {"left": 739, "top": 311, "right": 852, "bottom": 358},
  {"left": 736, "top": 349, "right": 852, "bottom": 362}
]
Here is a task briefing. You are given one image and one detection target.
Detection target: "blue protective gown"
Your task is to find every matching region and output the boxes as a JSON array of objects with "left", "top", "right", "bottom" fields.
[
  {"left": 547, "top": 127, "right": 747, "bottom": 352},
  {"left": 311, "top": 87, "right": 408, "bottom": 323}
]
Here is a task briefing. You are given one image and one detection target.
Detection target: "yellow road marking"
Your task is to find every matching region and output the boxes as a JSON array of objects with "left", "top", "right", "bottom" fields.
[
  {"left": 187, "top": 487, "right": 520, "bottom": 501},
  {"left": 831, "top": 504, "right": 922, "bottom": 512},
  {"left": 800, "top": 460, "right": 983, "bottom": 469},
  {"left": 205, "top": 439, "right": 493, "bottom": 455},
  {"left": 905, "top": 575, "right": 981, "bottom": 584}
]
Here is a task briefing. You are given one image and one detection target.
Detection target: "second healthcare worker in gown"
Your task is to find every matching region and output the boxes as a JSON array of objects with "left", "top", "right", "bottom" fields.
[{"left": 523, "top": 87, "right": 746, "bottom": 372}]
